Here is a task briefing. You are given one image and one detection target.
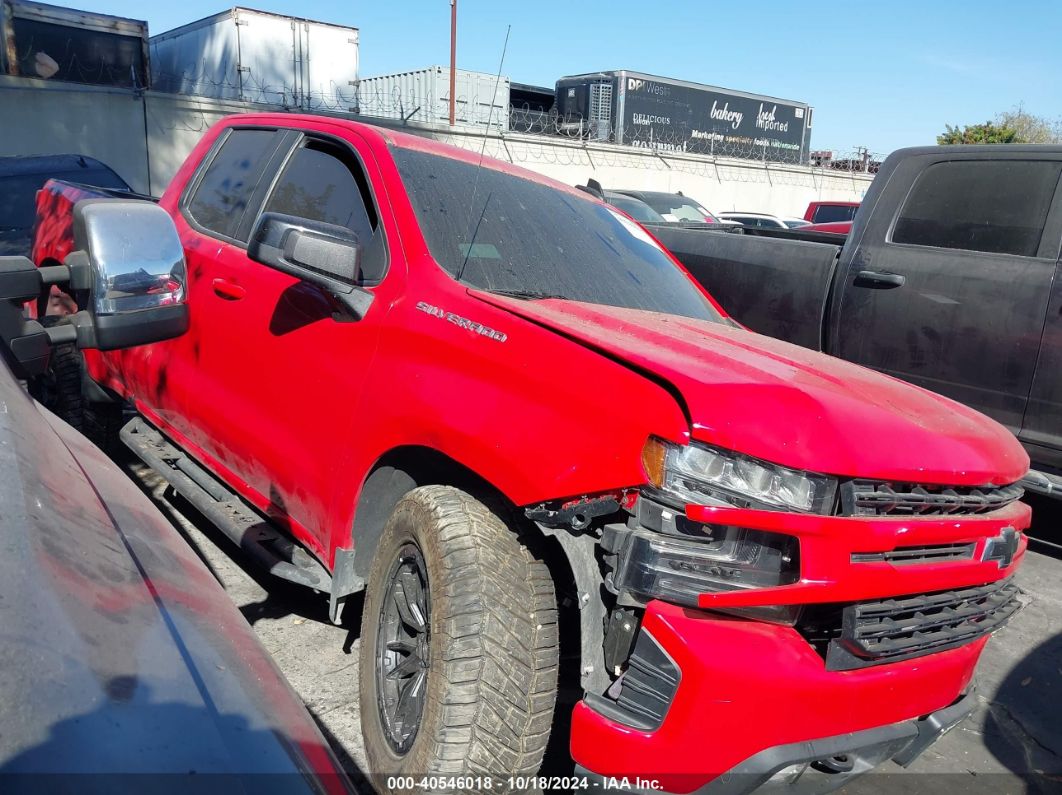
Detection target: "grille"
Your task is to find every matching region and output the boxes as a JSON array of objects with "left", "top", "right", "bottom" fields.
[
  {"left": 840, "top": 480, "right": 1023, "bottom": 517},
  {"left": 851, "top": 542, "right": 976, "bottom": 565},
  {"left": 825, "top": 578, "right": 1022, "bottom": 671}
]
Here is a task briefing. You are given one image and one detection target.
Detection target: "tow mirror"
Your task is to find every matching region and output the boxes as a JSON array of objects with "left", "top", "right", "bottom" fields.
[
  {"left": 69, "top": 199, "right": 189, "bottom": 350},
  {"left": 0, "top": 199, "right": 189, "bottom": 377},
  {"left": 248, "top": 212, "right": 373, "bottom": 319}
]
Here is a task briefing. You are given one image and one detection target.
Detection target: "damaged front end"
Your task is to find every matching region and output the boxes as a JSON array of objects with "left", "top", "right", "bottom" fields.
[{"left": 525, "top": 434, "right": 1029, "bottom": 794}]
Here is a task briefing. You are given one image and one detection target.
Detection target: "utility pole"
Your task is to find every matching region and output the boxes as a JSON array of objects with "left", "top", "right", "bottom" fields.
[{"left": 449, "top": 0, "right": 457, "bottom": 126}]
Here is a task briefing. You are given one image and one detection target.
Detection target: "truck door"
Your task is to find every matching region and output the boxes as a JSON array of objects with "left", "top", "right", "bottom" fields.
[
  {"left": 833, "top": 156, "right": 1062, "bottom": 434},
  {"left": 1017, "top": 205, "right": 1062, "bottom": 466},
  {"left": 177, "top": 127, "right": 399, "bottom": 557}
]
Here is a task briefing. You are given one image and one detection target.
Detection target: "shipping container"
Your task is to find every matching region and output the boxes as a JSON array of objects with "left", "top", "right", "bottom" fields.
[
  {"left": 357, "top": 66, "right": 510, "bottom": 131},
  {"left": 1, "top": 0, "right": 148, "bottom": 89},
  {"left": 555, "top": 70, "right": 813, "bottom": 164},
  {"left": 150, "top": 7, "right": 358, "bottom": 110}
]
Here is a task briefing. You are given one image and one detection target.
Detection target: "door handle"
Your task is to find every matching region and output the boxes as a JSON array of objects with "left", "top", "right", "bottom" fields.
[
  {"left": 212, "top": 278, "right": 246, "bottom": 301},
  {"left": 854, "top": 270, "right": 906, "bottom": 289}
]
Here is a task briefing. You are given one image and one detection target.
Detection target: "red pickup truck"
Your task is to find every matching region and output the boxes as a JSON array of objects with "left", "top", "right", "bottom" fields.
[
  {"left": 803, "top": 200, "right": 860, "bottom": 224},
  {"left": 32, "top": 113, "right": 1030, "bottom": 793}
]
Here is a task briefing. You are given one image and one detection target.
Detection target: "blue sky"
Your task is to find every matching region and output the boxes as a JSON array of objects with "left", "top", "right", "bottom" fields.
[{"left": 84, "top": 0, "right": 1059, "bottom": 157}]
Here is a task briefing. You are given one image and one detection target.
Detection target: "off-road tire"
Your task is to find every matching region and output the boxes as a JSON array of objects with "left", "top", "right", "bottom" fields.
[
  {"left": 32, "top": 317, "right": 124, "bottom": 453},
  {"left": 360, "top": 485, "right": 559, "bottom": 791},
  {"left": 33, "top": 317, "right": 84, "bottom": 431}
]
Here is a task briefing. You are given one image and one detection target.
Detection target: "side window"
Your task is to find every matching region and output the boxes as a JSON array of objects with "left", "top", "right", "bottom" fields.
[
  {"left": 187, "top": 129, "right": 280, "bottom": 241},
  {"left": 263, "top": 141, "right": 378, "bottom": 246},
  {"left": 893, "top": 160, "right": 1062, "bottom": 257}
]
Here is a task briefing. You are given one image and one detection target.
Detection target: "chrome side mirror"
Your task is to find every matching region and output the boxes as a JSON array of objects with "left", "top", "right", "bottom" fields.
[{"left": 71, "top": 200, "right": 189, "bottom": 350}]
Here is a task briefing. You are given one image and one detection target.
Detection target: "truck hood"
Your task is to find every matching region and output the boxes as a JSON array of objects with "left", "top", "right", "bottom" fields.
[{"left": 479, "top": 295, "right": 1029, "bottom": 486}]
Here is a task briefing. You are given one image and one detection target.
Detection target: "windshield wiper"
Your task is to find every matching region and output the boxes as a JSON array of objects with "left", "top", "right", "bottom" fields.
[{"left": 484, "top": 288, "right": 568, "bottom": 301}]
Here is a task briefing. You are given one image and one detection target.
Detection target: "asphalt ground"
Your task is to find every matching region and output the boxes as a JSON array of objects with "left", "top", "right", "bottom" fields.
[{"left": 123, "top": 459, "right": 1062, "bottom": 794}]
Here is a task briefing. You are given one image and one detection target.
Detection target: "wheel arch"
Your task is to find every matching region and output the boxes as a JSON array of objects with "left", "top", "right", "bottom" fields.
[
  {"left": 333, "top": 446, "right": 589, "bottom": 702},
  {"left": 348, "top": 445, "right": 506, "bottom": 584}
]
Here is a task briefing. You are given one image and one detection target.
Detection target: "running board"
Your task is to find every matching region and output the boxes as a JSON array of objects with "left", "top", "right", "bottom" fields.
[{"left": 120, "top": 417, "right": 332, "bottom": 593}]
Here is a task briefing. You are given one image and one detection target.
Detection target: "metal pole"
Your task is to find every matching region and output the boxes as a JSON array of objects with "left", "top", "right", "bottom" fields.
[{"left": 449, "top": 0, "right": 457, "bottom": 126}]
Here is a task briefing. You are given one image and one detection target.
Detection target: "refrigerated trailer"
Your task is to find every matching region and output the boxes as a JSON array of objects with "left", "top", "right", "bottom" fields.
[
  {"left": 149, "top": 7, "right": 359, "bottom": 110},
  {"left": 555, "top": 70, "right": 813, "bottom": 163}
]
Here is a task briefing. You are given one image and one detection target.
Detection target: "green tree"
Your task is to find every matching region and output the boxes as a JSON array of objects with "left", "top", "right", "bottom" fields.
[
  {"left": 937, "top": 121, "right": 1018, "bottom": 145},
  {"left": 938, "top": 106, "right": 1062, "bottom": 145}
]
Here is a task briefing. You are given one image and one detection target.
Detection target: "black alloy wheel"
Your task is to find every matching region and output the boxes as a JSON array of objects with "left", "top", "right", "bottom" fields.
[
  {"left": 359, "top": 485, "right": 559, "bottom": 788},
  {"left": 375, "top": 543, "right": 430, "bottom": 755}
]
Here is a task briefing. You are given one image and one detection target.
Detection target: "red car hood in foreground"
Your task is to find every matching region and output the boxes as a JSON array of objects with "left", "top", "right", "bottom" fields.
[{"left": 479, "top": 295, "right": 1029, "bottom": 486}]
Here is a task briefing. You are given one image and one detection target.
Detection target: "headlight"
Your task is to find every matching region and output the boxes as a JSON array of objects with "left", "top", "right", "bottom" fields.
[
  {"left": 643, "top": 438, "right": 838, "bottom": 514},
  {"left": 619, "top": 525, "right": 798, "bottom": 593},
  {"left": 611, "top": 518, "right": 801, "bottom": 623}
]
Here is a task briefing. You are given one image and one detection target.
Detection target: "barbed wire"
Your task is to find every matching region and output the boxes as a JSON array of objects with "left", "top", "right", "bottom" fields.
[
  {"left": 146, "top": 64, "right": 884, "bottom": 172},
  {"left": 7, "top": 34, "right": 884, "bottom": 183},
  {"left": 10, "top": 30, "right": 886, "bottom": 173}
]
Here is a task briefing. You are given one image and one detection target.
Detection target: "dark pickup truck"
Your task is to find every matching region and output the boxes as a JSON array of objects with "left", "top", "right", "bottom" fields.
[
  {"left": 0, "top": 155, "right": 132, "bottom": 257},
  {"left": 657, "top": 145, "right": 1062, "bottom": 496}
]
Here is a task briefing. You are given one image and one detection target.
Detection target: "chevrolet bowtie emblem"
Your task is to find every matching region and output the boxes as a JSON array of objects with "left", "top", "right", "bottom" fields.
[{"left": 982, "top": 527, "right": 1020, "bottom": 568}]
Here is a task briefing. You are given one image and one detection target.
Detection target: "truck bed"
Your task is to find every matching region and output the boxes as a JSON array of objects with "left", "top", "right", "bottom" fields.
[{"left": 650, "top": 224, "right": 842, "bottom": 351}]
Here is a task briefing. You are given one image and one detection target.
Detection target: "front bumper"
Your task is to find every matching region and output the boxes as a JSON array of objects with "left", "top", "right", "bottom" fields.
[
  {"left": 706, "top": 689, "right": 974, "bottom": 794},
  {"left": 571, "top": 599, "right": 990, "bottom": 794},
  {"left": 573, "top": 495, "right": 1027, "bottom": 792},
  {"left": 578, "top": 687, "right": 974, "bottom": 795}
]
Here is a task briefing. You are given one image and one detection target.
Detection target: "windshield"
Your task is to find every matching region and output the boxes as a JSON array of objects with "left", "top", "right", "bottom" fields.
[
  {"left": 606, "top": 193, "right": 666, "bottom": 223},
  {"left": 393, "top": 148, "right": 722, "bottom": 322},
  {"left": 639, "top": 194, "right": 717, "bottom": 223}
]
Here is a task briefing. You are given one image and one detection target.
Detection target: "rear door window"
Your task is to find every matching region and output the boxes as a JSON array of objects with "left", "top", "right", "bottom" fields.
[
  {"left": 187, "top": 129, "right": 281, "bottom": 241},
  {"left": 892, "top": 160, "right": 1062, "bottom": 257}
]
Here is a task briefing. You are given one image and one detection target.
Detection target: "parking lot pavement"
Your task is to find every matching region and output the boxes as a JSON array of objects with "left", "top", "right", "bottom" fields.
[{"left": 127, "top": 461, "right": 1062, "bottom": 794}]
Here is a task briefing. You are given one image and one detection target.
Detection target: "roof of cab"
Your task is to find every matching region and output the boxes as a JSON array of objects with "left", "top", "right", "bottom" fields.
[{"left": 216, "top": 112, "right": 590, "bottom": 200}]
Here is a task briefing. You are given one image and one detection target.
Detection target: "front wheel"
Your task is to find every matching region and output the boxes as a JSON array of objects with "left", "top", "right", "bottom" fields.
[{"left": 359, "top": 485, "right": 559, "bottom": 790}]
